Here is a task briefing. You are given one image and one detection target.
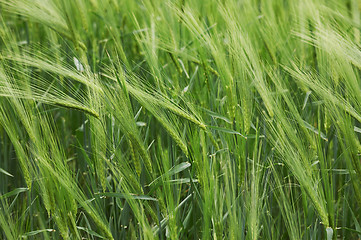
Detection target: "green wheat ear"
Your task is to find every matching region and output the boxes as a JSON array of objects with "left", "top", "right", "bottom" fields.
[{"left": 129, "top": 139, "right": 142, "bottom": 176}]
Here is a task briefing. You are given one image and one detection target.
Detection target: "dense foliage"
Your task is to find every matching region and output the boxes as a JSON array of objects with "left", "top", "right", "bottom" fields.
[{"left": 0, "top": 0, "right": 361, "bottom": 239}]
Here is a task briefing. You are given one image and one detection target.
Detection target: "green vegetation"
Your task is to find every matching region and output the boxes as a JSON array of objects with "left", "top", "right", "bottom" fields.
[{"left": 0, "top": 0, "right": 361, "bottom": 239}]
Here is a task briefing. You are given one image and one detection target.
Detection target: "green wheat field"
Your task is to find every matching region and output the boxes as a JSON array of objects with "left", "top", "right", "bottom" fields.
[{"left": 1, "top": 0, "right": 361, "bottom": 239}]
